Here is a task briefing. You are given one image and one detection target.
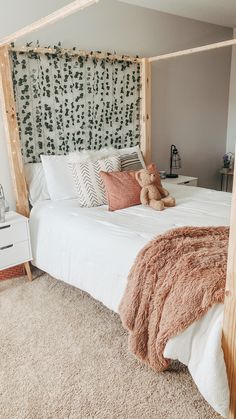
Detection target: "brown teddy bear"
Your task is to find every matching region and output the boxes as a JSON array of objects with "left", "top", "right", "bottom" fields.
[{"left": 136, "top": 165, "right": 176, "bottom": 211}]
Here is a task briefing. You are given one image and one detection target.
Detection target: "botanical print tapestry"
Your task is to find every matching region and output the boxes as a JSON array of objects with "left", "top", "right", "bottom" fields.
[{"left": 10, "top": 46, "right": 141, "bottom": 163}]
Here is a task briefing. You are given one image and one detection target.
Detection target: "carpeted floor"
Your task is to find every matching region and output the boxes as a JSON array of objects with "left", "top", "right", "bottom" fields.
[{"left": 0, "top": 272, "right": 222, "bottom": 419}]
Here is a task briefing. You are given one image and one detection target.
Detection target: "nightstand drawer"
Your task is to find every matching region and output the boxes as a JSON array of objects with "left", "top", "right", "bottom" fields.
[
  {"left": 0, "top": 221, "right": 28, "bottom": 247},
  {"left": 0, "top": 241, "right": 31, "bottom": 270}
]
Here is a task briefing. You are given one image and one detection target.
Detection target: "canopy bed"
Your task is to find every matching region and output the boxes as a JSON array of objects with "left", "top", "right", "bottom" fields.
[{"left": 0, "top": 1, "right": 235, "bottom": 417}]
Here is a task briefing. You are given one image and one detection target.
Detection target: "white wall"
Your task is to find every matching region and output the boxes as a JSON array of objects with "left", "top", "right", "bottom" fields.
[
  {"left": 154, "top": 47, "right": 231, "bottom": 189},
  {"left": 0, "top": 0, "right": 71, "bottom": 38},
  {"left": 226, "top": 29, "right": 236, "bottom": 153},
  {"left": 0, "top": 0, "right": 232, "bottom": 206}
]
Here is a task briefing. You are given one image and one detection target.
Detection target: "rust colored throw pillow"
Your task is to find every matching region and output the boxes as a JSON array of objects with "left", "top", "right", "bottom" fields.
[{"left": 100, "top": 170, "right": 141, "bottom": 211}]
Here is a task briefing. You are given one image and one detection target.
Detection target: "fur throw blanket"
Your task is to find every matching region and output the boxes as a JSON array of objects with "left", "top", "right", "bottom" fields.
[{"left": 119, "top": 226, "right": 229, "bottom": 372}]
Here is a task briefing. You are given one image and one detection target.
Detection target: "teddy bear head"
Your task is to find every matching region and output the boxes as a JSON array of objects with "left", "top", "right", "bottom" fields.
[{"left": 135, "top": 169, "right": 157, "bottom": 187}]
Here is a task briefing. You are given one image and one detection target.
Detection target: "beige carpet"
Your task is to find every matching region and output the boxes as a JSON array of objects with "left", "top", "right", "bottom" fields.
[{"left": 0, "top": 272, "right": 222, "bottom": 419}]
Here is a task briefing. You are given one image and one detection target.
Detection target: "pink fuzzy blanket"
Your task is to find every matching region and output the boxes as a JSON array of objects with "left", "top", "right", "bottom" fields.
[{"left": 119, "top": 226, "right": 229, "bottom": 372}]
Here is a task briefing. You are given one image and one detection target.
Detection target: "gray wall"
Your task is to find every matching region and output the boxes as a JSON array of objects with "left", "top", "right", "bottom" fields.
[
  {"left": 154, "top": 48, "right": 232, "bottom": 189},
  {"left": 0, "top": 0, "right": 232, "bottom": 207}
]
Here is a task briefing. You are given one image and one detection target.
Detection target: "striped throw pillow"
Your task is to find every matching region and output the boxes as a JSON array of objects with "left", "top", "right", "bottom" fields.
[
  {"left": 120, "top": 152, "right": 143, "bottom": 172},
  {"left": 69, "top": 155, "right": 121, "bottom": 207}
]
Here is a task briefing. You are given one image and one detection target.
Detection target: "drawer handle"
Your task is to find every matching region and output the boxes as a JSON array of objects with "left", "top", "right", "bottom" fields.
[
  {"left": 0, "top": 224, "right": 10, "bottom": 230},
  {"left": 0, "top": 244, "right": 13, "bottom": 250}
]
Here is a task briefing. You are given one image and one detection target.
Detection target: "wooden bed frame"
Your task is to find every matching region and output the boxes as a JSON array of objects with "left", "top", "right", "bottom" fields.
[{"left": 0, "top": 1, "right": 235, "bottom": 417}]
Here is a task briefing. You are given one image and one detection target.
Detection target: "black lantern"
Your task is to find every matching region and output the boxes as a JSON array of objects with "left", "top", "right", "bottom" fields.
[{"left": 166, "top": 145, "right": 181, "bottom": 178}]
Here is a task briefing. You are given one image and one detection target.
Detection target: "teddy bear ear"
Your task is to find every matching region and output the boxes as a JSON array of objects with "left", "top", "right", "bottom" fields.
[{"left": 147, "top": 163, "right": 156, "bottom": 173}]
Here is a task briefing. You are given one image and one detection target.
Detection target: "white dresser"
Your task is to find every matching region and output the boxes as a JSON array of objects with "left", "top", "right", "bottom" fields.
[
  {"left": 163, "top": 175, "right": 198, "bottom": 187},
  {"left": 0, "top": 211, "right": 32, "bottom": 280}
]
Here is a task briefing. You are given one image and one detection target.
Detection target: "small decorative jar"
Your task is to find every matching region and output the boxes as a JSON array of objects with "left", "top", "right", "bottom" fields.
[
  {"left": 222, "top": 153, "right": 233, "bottom": 173},
  {"left": 221, "top": 167, "right": 230, "bottom": 174},
  {"left": 159, "top": 170, "right": 166, "bottom": 179}
]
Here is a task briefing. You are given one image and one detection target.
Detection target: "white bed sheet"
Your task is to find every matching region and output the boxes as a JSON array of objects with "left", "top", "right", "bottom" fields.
[{"left": 30, "top": 183, "right": 231, "bottom": 417}]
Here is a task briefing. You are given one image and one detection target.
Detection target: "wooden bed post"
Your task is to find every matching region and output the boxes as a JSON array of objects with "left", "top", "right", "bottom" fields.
[
  {"left": 140, "top": 58, "right": 151, "bottom": 165},
  {"left": 222, "top": 159, "right": 236, "bottom": 419},
  {"left": 0, "top": 45, "right": 29, "bottom": 216}
]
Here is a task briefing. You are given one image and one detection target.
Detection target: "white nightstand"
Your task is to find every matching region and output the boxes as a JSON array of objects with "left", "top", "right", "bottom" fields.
[
  {"left": 163, "top": 175, "right": 198, "bottom": 187},
  {"left": 0, "top": 211, "right": 32, "bottom": 281}
]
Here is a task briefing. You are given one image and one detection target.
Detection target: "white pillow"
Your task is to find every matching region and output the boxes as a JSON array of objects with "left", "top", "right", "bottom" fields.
[
  {"left": 69, "top": 145, "right": 146, "bottom": 167},
  {"left": 24, "top": 163, "right": 50, "bottom": 206},
  {"left": 41, "top": 155, "right": 77, "bottom": 201},
  {"left": 69, "top": 155, "right": 121, "bottom": 207},
  {"left": 39, "top": 146, "right": 145, "bottom": 201},
  {"left": 68, "top": 147, "right": 119, "bottom": 163},
  {"left": 39, "top": 150, "right": 119, "bottom": 201}
]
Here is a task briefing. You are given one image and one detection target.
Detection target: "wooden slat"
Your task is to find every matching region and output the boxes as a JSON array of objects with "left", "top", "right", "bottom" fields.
[
  {"left": 149, "top": 38, "right": 236, "bottom": 63},
  {"left": 0, "top": 46, "right": 29, "bottom": 216},
  {"left": 10, "top": 46, "right": 141, "bottom": 64},
  {"left": 222, "top": 157, "right": 236, "bottom": 419},
  {"left": 140, "top": 58, "right": 151, "bottom": 165},
  {"left": 0, "top": 0, "right": 99, "bottom": 47},
  {"left": 24, "top": 262, "right": 32, "bottom": 281}
]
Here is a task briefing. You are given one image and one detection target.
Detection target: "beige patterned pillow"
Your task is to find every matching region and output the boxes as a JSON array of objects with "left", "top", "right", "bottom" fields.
[
  {"left": 68, "top": 155, "right": 121, "bottom": 207},
  {"left": 120, "top": 152, "right": 143, "bottom": 171}
]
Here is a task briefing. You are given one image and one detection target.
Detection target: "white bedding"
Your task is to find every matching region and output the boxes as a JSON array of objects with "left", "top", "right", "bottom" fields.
[{"left": 29, "top": 183, "right": 231, "bottom": 417}]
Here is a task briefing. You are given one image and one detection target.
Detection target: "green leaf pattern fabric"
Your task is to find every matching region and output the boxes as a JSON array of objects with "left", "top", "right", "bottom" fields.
[{"left": 10, "top": 47, "right": 141, "bottom": 163}]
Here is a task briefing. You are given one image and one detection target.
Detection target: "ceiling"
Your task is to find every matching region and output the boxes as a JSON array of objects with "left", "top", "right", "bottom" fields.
[{"left": 119, "top": 0, "right": 236, "bottom": 28}]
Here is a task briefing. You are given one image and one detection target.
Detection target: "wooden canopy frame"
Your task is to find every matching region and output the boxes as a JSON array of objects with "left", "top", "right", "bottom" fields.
[
  {"left": 0, "top": 1, "right": 235, "bottom": 417},
  {"left": 0, "top": 45, "right": 150, "bottom": 216}
]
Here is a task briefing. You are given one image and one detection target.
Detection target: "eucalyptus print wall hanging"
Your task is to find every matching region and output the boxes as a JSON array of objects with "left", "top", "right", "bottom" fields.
[{"left": 10, "top": 44, "right": 141, "bottom": 163}]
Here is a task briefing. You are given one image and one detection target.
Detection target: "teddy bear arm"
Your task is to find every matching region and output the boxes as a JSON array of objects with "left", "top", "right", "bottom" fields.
[
  {"left": 140, "top": 187, "right": 150, "bottom": 205},
  {"left": 159, "top": 186, "right": 169, "bottom": 198}
]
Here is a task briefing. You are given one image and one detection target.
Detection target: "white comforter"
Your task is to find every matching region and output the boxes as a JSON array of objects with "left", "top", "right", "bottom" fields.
[{"left": 30, "top": 183, "right": 231, "bottom": 417}]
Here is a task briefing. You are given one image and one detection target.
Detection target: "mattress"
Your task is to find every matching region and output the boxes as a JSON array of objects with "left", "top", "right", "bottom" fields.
[{"left": 29, "top": 183, "right": 231, "bottom": 417}]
